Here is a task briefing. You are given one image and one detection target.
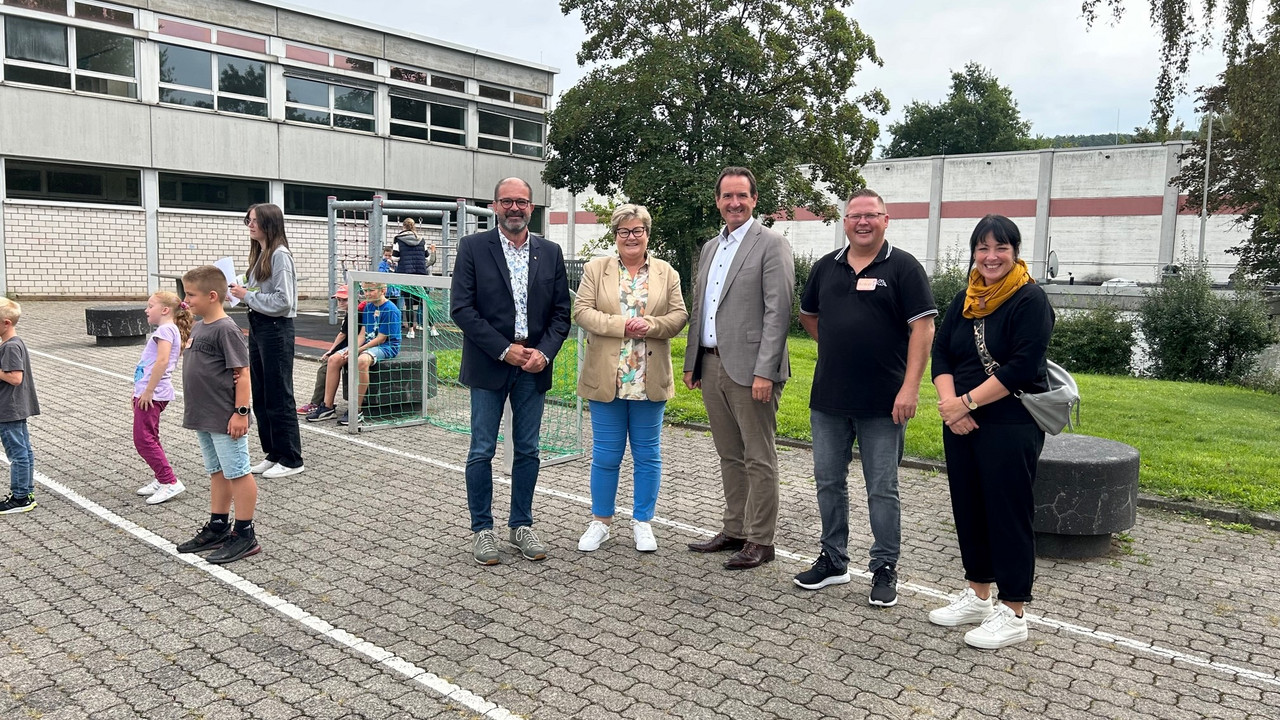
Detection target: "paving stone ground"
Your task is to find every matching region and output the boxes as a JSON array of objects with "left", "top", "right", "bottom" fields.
[{"left": 2, "top": 301, "right": 1277, "bottom": 719}]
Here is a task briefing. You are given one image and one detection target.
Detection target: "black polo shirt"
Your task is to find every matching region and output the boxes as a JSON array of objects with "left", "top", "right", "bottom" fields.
[{"left": 800, "top": 241, "right": 936, "bottom": 417}]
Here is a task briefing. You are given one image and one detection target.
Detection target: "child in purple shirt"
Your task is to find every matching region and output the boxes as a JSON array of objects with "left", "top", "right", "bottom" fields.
[{"left": 133, "top": 291, "right": 193, "bottom": 505}]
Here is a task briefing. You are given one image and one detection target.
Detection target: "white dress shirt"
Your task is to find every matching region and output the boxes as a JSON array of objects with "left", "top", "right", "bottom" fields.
[{"left": 701, "top": 216, "right": 754, "bottom": 348}]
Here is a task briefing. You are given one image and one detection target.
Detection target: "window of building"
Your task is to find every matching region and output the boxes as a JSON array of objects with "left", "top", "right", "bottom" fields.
[
  {"left": 389, "top": 64, "right": 465, "bottom": 94},
  {"left": 284, "top": 75, "right": 374, "bottom": 132},
  {"left": 2, "top": 15, "right": 137, "bottom": 97},
  {"left": 477, "top": 110, "right": 544, "bottom": 158},
  {"left": 74, "top": 2, "right": 133, "bottom": 28},
  {"left": 158, "top": 173, "right": 267, "bottom": 212},
  {"left": 4, "top": 160, "right": 140, "bottom": 205},
  {"left": 284, "top": 184, "right": 373, "bottom": 217},
  {"left": 157, "top": 43, "right": 266, "bottom": 116},
  {"left": 2, "top": 0, "right": 65, "bottom": 14},
  {"left": 389, "top": 94, "right": 465, "bottom": 145},
  {"left": 478, "top": 84, "right": 509, "bottom": 102}
]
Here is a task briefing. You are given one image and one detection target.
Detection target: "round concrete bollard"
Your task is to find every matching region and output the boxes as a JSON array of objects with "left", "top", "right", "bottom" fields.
[
  {"left": 1034, "top": 434, "right": 1140, "bottom": 559},
  {"left": 85, "top": 305, "right": 150, "bottom": 346}
]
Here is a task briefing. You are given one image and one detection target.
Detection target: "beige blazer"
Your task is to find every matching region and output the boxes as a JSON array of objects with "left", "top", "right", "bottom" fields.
[
  {"left": 575, "top": 255, "right": 688, "bottom": 402},
  {"left": 683, "top": 220, "right": 794, "bottom": 386}
]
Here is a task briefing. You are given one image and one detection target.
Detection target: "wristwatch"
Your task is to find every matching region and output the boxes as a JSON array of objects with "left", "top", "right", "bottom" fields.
[
  {"left": 234, "top": 406, "right": 250, "bottom": 416},
  {"left": 964, "top": 393, "right": 978, "bottom": 410}
]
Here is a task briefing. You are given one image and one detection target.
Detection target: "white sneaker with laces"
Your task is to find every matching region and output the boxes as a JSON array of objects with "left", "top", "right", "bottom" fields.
[
  {"left": 429, "top": 327, "right": 440, "bottom": 337},
  {"left": 250, "top": 459, "right": 276, "bottom": 474},
  {"left": 406, "top": 328, "right": 416, "bottom": 339},
  {"left": 262, "top": 463, "right": 305, "bottom": 479},
  {"left": 577, "top": 520, "right": 610, "bottom": 551},
  {"left": 929, "top": 588, "right": 995, "bottom": 627},
  {"left": 136, "top": 480, "right": 162, "bottom": 496},
  {"left": 633, "top": 521, "right": 657, "bottom": 552},
  {"left": 964, "top": 603, "right": 1028, "bottom": 649},
  {"left": 145, "top": 481, "right": 186, "bottom": 505}
]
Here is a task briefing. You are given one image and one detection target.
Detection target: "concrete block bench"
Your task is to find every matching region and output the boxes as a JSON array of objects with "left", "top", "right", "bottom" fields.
[
  {"left": 85, "top": 305, "right": 150, "bottom": 346},
  {"left": 1034, "top": 434, "right": 1140, "bottom": 559},
  {"left": 343, "top": 351, "right": 437, "bottom": 418}
]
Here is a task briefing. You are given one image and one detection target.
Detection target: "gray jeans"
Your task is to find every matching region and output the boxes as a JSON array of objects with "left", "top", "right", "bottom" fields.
[{"left": 811, "top": 409, "right": 904, "bottom": 572}]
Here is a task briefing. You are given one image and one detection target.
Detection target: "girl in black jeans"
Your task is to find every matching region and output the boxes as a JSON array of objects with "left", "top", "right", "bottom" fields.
[{"left": 229, "top": 203, "right": 305, "bottom": 479}]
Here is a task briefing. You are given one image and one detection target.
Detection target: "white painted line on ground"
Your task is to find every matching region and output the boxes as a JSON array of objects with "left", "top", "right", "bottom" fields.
[{"left": 28, "top": 349, "right": 1280, "bottom": 691}]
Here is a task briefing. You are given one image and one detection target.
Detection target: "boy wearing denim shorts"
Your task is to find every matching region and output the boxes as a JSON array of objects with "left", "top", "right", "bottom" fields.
[
  {"left": 176, "top": 265, "right": 261, "bottom": 564},
  {"left": 0, "top": 298, "right": 40, "bottom": 514},
  {"left": 306, "top": 282, "right": 400, "bottom": 426}
]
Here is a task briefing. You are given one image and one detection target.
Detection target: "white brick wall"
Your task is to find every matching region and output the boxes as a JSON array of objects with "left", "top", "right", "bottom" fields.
[{"left": 3, "top": 203, "right": 147, "bottom": 298}]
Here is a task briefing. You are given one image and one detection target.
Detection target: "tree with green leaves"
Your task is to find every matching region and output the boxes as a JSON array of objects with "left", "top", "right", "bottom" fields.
[
  {"left": 1173, "top": 28, "right": 1280, "bottom": 283},
  {"left": 1082, "top": 0, "right": 1278, "bottom": 128},
  {"left": 883, "top": 63, "right": 1040, "bottom": 158},
  {"left": 543, "top": 0, "right": 886, "bottom": 282}
]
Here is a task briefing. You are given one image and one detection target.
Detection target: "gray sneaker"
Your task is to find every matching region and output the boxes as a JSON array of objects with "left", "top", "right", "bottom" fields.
[
  {"left": 472, "top": 529, "right": 501, "bottom": 566},
  {"left": 508, "top": 526, "right": 548, "bottom": 561}
]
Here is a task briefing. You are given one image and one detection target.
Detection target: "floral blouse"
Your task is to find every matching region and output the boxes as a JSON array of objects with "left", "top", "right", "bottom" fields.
[{"left": 616, "top": 258, "right": 649, "bottom": 400}]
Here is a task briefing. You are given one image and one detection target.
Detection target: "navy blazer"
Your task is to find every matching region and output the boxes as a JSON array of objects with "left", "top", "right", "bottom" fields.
[{"left": 449, "top": 228, "right": 572, "bottom": 393}]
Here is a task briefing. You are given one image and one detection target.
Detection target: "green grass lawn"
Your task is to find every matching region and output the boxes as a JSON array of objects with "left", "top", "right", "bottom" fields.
[{"left": 666, "top": 335, "right": 1280, "bottom": 514}]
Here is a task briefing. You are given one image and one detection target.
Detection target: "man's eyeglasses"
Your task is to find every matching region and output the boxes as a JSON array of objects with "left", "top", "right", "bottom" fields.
[
  {"left": 844, "top": 212, "right": 886, "bottom": 222},
  {"left": 615, "top": 227, "right": 648, "bottom": 239},
  {"left": 497, "top": 198, "right": 532, "bottom": 209}
]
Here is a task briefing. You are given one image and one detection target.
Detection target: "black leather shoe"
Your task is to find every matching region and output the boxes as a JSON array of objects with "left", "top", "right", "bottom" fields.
[
  {"left": 687, "top": 532, "right": 747, "bottom": 553},
  {"left": 724, "top": 542, "right": 775, "bottom": 570}
]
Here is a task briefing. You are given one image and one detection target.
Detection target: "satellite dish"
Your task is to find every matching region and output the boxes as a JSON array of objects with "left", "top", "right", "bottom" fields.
[{"left": 1046, "top": 250, "right": 1059, "bottom": 279}]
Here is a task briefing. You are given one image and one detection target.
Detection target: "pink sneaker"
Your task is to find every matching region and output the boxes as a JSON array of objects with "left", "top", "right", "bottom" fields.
[{"left": 297, "top": 403, "right": 318, "bottom": 415}]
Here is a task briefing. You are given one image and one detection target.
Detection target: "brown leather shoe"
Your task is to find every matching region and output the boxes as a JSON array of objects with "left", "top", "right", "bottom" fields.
[
  {"left": 687, "top": 532, "right": 746, "bottom": 553},
  {"left": 724, "top": 542, "right": 775, "bottom": 570}
]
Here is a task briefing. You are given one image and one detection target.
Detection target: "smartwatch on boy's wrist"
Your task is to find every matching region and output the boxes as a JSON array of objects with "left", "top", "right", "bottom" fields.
[{"left": 234, "top": 406, "right": 250, "bottom": 416}]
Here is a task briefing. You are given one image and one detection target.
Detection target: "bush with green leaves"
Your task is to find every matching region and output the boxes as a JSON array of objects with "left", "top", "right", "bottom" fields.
[
  {"left": 791, "top": 253, "right": 814, "bottom": 336},
  {"left": 1139, "top": 262, "right": 1277, "bottom": 383},
  {"left": 1048, "top": 303, "right": 1134, "bottom": 375},
  {"left": 930, "top": 253, "right": 968, "bottom": 327}
]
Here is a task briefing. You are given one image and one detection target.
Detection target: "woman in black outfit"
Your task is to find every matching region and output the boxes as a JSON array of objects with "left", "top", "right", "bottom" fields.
[
  {"left": 392, "top": 218, "right": 436, "bottom": 338},
  {"left": 928, "top": 214, "right": 1054, "bottom": 650}
]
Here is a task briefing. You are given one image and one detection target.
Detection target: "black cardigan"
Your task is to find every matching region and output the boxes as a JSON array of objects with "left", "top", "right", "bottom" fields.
[{"left": 931, "top": 283, "right": 1055, "bottom": 425}]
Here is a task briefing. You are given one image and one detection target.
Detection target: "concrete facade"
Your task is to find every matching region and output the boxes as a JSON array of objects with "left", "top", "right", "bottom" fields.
[
  {"left": 547, "top": 143, "right": 1248, "bottom": 283},
  {"left": 0, "top": 0, "right": 555, "bottom": 297}
]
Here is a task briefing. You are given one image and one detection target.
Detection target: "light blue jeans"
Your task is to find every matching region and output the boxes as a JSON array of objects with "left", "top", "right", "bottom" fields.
[
  {"left": 810, "top": 409, "right": 904, "bottom": 572},
  {"left": 588, "top": 398, "right": 665, "bottom": 522},
  {"left": 0, "top": 420, "right": 34, "bottom": 498}
]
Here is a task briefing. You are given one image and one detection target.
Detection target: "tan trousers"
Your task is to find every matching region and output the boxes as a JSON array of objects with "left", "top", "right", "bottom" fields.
[{"left": 700, "top": 352, "right": 782, "bottom": 545}]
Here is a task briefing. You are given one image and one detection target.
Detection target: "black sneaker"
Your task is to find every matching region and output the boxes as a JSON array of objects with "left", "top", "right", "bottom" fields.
[
  {"left": 206, "top": 531, "right": 261, "bottom": 564},
  {"left": 869, "top": 564, "right": 899, "bottom": 607},
  {"left": 176, "top": 522, "right": 231, "bottom": 553},
  {"left": 0, "top": 494, "right": 36, "bottom": 514},
  {"left": 793, "top": 551, "right": 851, "bottom": 590}
]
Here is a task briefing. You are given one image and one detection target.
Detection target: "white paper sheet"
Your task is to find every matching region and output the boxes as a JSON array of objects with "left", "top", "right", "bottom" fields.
[{"left": 214, "top": 257, "right": 240, "bottom": 307}]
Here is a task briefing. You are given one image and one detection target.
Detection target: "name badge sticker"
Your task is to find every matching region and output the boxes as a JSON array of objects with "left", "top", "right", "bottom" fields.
[{"left": 856, "top": 277, "right": 878, "bottom": 291}]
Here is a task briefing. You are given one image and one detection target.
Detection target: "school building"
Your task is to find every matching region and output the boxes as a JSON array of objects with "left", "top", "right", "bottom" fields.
[{"left": 0, "top": 0, "right": 556, "bottom": 298}]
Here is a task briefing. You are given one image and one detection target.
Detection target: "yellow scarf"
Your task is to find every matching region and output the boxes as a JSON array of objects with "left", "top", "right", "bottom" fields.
[{"left": 963, "top": 259, "right": 1033, "bottom": 319}]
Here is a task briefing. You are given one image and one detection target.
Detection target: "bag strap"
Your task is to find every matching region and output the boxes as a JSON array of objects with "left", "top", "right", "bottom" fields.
[{"left": 973, "top": 318, "right": 1000, "bottom": 376}]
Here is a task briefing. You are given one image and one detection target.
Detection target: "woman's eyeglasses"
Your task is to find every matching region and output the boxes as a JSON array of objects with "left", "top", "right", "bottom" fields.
[
  {"left": 243, "top": 217, "right": 259, "bottom": 227},
  {"left": 615, "top": 228, "right": 648, "bottom": 239}
]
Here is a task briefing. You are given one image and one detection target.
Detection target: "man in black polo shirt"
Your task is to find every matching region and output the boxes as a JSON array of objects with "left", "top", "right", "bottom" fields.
[{"left": 793, "top": 188, "right": 936, "bottom": 607}]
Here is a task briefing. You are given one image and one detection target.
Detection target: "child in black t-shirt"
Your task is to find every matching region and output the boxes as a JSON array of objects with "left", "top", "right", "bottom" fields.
[{"left": 175, "top": 265, "right": 261, "bottom": 564}]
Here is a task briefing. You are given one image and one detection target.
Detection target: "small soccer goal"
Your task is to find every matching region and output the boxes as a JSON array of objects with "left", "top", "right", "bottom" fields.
[{"left": 340, "top": 270, "right": 586, "bottom": 467}]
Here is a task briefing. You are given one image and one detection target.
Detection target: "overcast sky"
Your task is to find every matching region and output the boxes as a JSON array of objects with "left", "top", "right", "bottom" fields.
[{"left": 289, "top": 0, "right": 1235, "bottom": 151}]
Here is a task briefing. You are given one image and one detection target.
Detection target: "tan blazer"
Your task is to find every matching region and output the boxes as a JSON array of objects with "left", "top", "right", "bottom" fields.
[{"left": 575, "top": 255, "right": 688, "bottom": 402}]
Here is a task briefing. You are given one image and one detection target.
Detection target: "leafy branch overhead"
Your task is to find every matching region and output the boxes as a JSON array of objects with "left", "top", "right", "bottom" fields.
[{"left": 545, "top": 0, "right": 887, "bottom": 280}]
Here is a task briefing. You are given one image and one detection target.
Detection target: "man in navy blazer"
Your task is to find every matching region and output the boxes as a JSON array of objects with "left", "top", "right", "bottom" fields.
[{"left": 450, "top": 177, "right": 571, "bottom": 566}]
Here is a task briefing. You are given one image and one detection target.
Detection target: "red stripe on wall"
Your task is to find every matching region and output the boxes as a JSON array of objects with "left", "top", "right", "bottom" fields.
[
  {"left": 548, "top": 211, "right": 600, "bottom": 224},
  {"left": 158, "top": 19, "right": 211, "bottom": 43},
  {"left": 1051, "top": 196, "right": 1164, "bottom": 217},
  {"left": 886, "top": 202, "right": 930, "bottom": 220},
  {"left": 942, "top": 199, "right": 1037, "bottom": 218},
  {"left": 770, "top": 207, "right": 824, "bottom": 221}
]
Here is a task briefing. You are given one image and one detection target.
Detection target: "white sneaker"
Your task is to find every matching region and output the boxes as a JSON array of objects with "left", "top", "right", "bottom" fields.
[
  {"left": 577, "top": 520, "right": 611, "bottom": 551},
  {"left": 145, "top": 481, "right": 186, "bottom": 505},
  {"left": 429, "top": 327, "right": 440, "bottom": 337},
  {"left": 262, "top": 463, "right": 305, "bottom": 479},
  {"left": 406, "top": 328, "right": 416, "bottom": 339},
  {"left": 928, "top": 588, "right": 995, "bottom": 627},
  {"left": 633, "top": 521, "right": 657, "bottom": 552},
  {"left": 250, "top": 459, "right": 276, "bottom": 474},
  {"left": 964, "top": 603, "right": 1028, "bottom": 649},
  {"left": 136, "top": 480, "right": 162, "bottom": 496}
]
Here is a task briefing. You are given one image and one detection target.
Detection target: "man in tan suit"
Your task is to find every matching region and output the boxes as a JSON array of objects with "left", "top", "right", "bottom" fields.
[{"left": 684, "top": 166, "right": 795, "bottom": 570}]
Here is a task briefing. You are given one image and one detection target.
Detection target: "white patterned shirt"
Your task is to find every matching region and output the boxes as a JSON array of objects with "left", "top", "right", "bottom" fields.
[
  {"left": 701, "top": 216, "right": 754, "bottom": 348},
  {"left": 502, "top": 233, "right": 531, "bottom": 340}
]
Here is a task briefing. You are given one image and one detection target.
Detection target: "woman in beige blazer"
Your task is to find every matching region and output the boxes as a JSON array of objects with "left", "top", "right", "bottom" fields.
[{"left": 574, "top": 204, "right": 688, "bottom": 553}]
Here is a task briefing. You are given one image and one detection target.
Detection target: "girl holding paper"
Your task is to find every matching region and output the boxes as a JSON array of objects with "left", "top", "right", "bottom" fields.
[{"left": 229, "top": 203, "right": 305, "bottom": 479}]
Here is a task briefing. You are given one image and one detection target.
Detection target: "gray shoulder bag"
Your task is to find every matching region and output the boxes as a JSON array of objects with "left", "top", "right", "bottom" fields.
[{"left": 973, "top": 318, "right": 1080, "bottom": 435}]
